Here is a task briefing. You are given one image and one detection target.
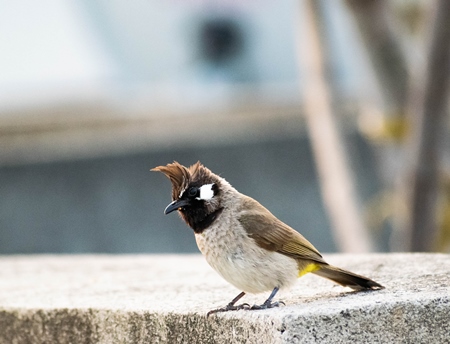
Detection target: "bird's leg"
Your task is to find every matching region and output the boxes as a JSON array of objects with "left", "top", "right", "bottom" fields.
[
  {"left": 250, "top": 287, "right": 285, "bottom": 310},
  {"left": 207, "top": 291, "right": 250, "bottom": 316}
]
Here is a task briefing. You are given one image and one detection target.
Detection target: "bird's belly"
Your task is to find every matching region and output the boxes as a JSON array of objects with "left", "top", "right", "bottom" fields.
[{"left": 195, "top": 231, "right": 298, "bottom": 294}]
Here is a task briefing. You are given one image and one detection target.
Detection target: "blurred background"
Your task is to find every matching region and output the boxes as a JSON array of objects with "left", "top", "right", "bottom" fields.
[{"left": 1, "top": 0, "right": 449, "bottom": 254}]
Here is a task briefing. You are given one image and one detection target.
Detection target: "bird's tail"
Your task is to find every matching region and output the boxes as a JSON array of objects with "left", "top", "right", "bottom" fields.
[{"left": 312, "top": 264, "right": 384, "bottom": 291}]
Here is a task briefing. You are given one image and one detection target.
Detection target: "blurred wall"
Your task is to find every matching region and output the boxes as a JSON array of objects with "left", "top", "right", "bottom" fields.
[
  {"left": 0, "top": 1, "right": 389, "bottom": 254},
  {"left": 0, "top": 134, "right": 381, "bottom": 254}
]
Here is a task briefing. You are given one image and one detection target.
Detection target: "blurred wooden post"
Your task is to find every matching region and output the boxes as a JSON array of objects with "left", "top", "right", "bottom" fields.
[
  {"left": 298, "top": 0, "right": 374, "bottom": 252},
  {"left": 344, "top": 0, "right": 410, "bottom": 251},
  {"left": 405, "top": 0, "right": 450, "bottom": 251},
  {"left": 345, "top": 0, "right": 409, "bottom": 114}
]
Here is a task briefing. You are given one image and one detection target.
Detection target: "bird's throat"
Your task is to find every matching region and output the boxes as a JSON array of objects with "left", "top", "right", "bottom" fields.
[{"left": 190, "top": 207, "right": 224, "bottom": 234}]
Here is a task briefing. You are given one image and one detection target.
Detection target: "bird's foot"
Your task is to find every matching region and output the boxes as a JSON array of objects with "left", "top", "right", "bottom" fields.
[
  {"left": 250, "top": 300, "right": 285, "bottom": 310},
  {"left": 207, "top": 303, "right": 250, "bottom": 317}
]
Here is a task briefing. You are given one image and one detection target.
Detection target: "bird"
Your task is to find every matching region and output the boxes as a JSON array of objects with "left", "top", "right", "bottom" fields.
[{"left": 152, "top": 161, "right": 384, "bottom": 315}]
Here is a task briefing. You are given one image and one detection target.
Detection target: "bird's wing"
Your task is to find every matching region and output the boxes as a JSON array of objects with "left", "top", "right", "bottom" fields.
[{"left": 238, "top": 196, "right": 327, "bottom": 264}]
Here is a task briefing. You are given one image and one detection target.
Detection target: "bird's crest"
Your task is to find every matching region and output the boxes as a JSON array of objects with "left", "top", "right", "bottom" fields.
[{"left": 152, "top": 161, "right": 214, "bottom": 200}]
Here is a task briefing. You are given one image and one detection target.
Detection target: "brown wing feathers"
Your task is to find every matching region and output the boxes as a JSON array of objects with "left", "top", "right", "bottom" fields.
[
  {"left": 238, "top": 196, "right": 326, "bottom": 264},
  {"left": 238, "top": 196, "right": 384, "bottom": 290}
]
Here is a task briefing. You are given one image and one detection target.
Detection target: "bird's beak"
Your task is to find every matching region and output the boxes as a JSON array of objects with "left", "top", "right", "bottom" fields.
[{"left": 164, "top": 199, "right": 191, "bottom": 214}]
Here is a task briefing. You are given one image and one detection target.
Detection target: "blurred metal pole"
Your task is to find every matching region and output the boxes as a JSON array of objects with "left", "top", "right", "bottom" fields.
[
  {"left": 404, "top": 0, "right": 450, "bottom": 251},
  {"left": 298, "top": 0, "right": 374, "bottom": 252}
]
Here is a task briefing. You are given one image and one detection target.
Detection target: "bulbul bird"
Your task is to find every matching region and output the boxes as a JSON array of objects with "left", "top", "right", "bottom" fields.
[{"left": 152, "top": 161, "right": 384, "bottom": 315}]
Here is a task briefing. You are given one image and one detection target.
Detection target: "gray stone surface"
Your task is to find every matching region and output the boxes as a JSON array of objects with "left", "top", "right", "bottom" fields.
[{"left": 0, "top": 253, "right": 449, "bottom": 343}]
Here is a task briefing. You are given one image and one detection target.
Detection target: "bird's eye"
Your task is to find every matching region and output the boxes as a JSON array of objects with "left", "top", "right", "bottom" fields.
[{"left": 188, "top": 187, "right": 198, "bottom": 197}]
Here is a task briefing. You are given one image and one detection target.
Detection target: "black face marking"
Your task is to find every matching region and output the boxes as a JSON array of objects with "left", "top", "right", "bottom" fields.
[
  {"left": 187, "top": 207, "right": 224, "bottom": 234},
  {"left": 179, "top": 200, "right": 223, "bottom": 233},
  {"left": 176, "top": 183, "right": 222, "bottom": 233},
  {"left": 153, "top": 161, "right": 222, "bottom": 233}
]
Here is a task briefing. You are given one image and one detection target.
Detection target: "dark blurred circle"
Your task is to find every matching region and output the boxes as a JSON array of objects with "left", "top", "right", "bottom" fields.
[{"left": 199, "top": 18, "right": 243, "bottom": 64}]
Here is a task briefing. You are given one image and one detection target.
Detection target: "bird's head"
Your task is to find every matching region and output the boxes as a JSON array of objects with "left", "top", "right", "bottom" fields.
[{"left": 152, "top": 161, "right": 225, "bottom": 233}]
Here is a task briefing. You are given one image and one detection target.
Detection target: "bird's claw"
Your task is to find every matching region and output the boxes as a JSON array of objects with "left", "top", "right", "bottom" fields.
[
  {"left": 250, "top": 300, "right": 285, "bottom": 310},
  {"left": 207, "top": 303, "right": 251, "bottom": 317}
]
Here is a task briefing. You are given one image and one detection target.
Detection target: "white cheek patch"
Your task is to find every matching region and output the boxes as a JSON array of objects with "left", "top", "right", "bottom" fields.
[{"left": 196, "top": 183, "right": 215, "bottom": 200}]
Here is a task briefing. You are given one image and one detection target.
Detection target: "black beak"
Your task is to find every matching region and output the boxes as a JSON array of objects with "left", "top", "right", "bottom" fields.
[{"left": 164, "top": 199, "right": 191, "bottom": 214}]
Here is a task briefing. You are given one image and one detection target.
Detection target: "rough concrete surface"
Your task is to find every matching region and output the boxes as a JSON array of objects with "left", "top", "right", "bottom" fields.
[{"left": 0, "top": 253, "right": 448, "bottom": 343}]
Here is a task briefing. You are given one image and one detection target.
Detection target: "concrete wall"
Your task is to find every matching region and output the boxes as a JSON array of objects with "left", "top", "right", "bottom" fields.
[{"left": 0, "top": 253, "right": 448, "bottom": 343}]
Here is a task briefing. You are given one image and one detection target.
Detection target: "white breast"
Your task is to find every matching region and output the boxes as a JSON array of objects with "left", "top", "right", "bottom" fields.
[{"left": 195, "top": 215, "right": 298, "bottom": 294}]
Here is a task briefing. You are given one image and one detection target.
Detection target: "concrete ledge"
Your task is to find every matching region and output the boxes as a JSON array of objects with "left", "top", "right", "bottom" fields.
[{"left": 0, "top": 253, "right": 448, "bottom": 343}]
